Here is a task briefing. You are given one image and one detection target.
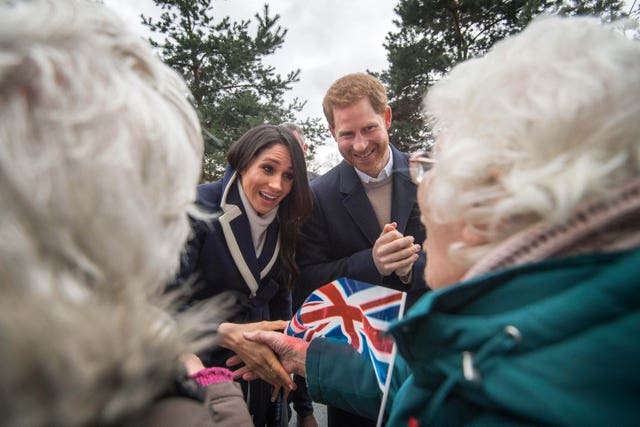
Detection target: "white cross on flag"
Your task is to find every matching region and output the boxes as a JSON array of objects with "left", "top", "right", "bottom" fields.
[{"left": 286, "top": 277, "right": 404, "bottom": 390}]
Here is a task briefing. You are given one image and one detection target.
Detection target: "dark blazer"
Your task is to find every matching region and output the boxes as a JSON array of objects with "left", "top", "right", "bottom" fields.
[
  {"left": 294, "top": 145, "right": 427, "bottom": 309},
  {"left": 178, "top": 166, "right": 291, "bottom": 426}
]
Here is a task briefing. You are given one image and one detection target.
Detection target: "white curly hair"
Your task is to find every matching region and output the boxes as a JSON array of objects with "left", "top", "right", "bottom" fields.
[
  {"left": 422, "top": 15, "right": 640, "bottom": 267},
  {"left": 0, "top": 1, "right": 226, "bottom": 426}
]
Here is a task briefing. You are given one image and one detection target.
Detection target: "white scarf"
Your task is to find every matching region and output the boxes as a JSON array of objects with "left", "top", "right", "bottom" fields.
[{"left": 238, "top": 182, "right": 279, "bottom": 257}]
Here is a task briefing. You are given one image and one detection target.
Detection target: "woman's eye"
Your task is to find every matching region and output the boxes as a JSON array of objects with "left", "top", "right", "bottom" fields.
[
  {"left": 262, "top": 166, "right": 273, "bottom": 174},
  {"left": 283, "top": 172, "right": 294, "bottom": 181}
]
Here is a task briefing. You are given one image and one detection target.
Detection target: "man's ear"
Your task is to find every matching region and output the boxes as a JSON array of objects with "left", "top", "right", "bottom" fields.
[
  {"left": 329, "top": 126, "right": 336, "bottom": 140},
  {"left": 461, "top": 223, "right": 488, "bottom": 247},
  {"left": 384, "top": 106, "right": 392, "bottom": 129}
]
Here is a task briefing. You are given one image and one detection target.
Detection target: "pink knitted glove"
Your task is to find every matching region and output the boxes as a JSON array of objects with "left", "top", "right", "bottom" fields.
[{"left": 189, "top": 366, "right": 234, "bottom": 387}]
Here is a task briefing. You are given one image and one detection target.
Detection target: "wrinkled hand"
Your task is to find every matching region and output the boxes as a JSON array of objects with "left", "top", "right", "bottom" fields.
[
  {"left": 243, "top": 330, "right": 309, "bottom": 378},
  {"left": 373, "top": 222, "right": 420, "bottom": 278},
  {"left": 219, "top": 320, "right": 295, "bottom": 400}
]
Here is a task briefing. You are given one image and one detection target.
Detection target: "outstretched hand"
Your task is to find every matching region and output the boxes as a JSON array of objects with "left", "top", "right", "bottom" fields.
[
  {"left": 180, "top": 353, "right": 207, "bottom": 375},
  {"left": 218, "top": 320, "right": 295, "bottom": 400},
  {"left": 243, "top": 330, "right": 309, "bottom": 378}
]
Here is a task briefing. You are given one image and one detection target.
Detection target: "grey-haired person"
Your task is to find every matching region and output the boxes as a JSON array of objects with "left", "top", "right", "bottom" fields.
[{"left": 0, "top": 1, "right": 252, "bottom": 426}]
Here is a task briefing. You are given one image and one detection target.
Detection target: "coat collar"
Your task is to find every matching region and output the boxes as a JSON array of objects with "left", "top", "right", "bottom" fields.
[
  {"left": 338, "top": 145, "right": 417, "bottom": 245},
  {"left": 390, "top": 248, "right": 640, "bottom": 381},
  {"left": 218, "top": 167, "right": 280, "bottom": 297}
]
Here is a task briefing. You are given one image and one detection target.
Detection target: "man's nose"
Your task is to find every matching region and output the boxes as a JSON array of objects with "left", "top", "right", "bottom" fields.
[{"left": 353, "top": 133, "right": 368, "bottom": 151}]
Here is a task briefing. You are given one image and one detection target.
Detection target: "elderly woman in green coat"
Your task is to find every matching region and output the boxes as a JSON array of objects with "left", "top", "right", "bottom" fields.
[{"left": 244, "top": 15, "right": 640, "bottom": 427}]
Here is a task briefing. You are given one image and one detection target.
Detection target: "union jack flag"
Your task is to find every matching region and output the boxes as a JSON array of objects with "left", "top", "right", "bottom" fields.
[{"left": 286, "top": 277, "right": 404, "bottom": 390}]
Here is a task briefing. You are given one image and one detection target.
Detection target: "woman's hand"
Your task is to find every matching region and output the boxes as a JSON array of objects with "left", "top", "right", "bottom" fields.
[
  {"left": 242, "top": 330, "right": 309, "bottom": 378},
  {"left": 218, "top": 320, "right": 294, "bottom": 400}
]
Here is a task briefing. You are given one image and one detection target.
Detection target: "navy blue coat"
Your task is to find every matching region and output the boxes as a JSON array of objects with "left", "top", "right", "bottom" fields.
[
  {"left": 180, "top": 167, "right": 291, "bottom": 324},
  {"left": 178, "top": 166, "right": 291, "bottom": 426},
  {"left": 294, "top": 145, "right": 427, "bottom": 309}
]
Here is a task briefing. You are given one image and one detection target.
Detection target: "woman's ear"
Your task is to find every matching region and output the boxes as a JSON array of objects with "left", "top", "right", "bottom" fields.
[{"left": 461, "top": 223, "right": 487, "bottom": 247}]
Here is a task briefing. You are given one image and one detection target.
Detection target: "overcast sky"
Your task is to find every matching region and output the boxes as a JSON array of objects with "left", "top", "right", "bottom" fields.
[
  {"left": 101, "top": 1, "right": 638, "bottom": 170},
  {"left": 102, "top": 0, "right": 398, "bottom": 169},
  {"left": 103, "top": 1, "right": 396, "bottom": 122}
]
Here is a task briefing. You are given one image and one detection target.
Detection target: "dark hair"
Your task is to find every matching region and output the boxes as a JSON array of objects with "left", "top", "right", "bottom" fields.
[{"left": 227, "top": 124, "right": 313, "bottom": 289}]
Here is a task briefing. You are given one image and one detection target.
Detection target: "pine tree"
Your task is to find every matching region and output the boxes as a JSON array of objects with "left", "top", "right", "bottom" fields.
[
  {"left": 142, "top": 0, "right": 326, "bottom": 181},
  {"left": 382, "top": 0, "right": 628, "bottom": 153}
]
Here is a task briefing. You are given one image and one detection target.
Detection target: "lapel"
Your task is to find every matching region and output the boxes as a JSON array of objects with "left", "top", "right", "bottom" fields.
[
  {"left": 339, "top": 160, "right": 380, "bottom": 245},
  {"left": 217, "top": 170, "right": 280, "bottom": 297},
  {"left": 389, "top": 146, "right": 417, "bottom": 234},
  {"left": 339, "top": 145, "right": 417, "bottom": 245}
]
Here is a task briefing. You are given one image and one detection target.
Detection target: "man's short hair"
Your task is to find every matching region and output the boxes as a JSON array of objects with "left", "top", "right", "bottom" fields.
[{"left": 322, "top": 73, "right": 388, "bottom": 128}]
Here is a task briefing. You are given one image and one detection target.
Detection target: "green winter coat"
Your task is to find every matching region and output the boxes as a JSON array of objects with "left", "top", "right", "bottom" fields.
[{"left": 306, "top": 248, "right": 640, "bottom": 426}]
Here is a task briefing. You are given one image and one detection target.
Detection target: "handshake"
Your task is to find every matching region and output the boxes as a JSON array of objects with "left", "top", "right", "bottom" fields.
[{"left": 215, "top": 320, "right": 309, "bottom": 402}]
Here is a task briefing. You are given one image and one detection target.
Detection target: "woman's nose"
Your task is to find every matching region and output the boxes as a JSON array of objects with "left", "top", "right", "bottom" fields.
[{"left": 268, "top": 176, "right": 282, "bottom": 191}]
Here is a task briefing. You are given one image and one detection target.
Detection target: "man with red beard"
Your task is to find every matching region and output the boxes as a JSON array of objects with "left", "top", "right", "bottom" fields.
[{"left": 293, "top": 73, "right": 427, "bottom": 427}]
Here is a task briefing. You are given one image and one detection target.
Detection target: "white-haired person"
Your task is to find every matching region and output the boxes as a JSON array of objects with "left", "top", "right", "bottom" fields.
[
  {"left": 0, "top": 1, "right": 253, "bottom": 426},
  {"left": 244, "top": 15, "right": 640, "bottom": 426}
]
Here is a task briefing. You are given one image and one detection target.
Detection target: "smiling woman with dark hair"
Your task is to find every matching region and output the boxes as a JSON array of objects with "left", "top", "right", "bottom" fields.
[{"left": 177, "top": 123, "right": 313, "bottom": 426}]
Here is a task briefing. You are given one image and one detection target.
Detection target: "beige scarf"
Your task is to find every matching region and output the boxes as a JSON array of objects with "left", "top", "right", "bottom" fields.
[{"left": 464, "top": 178, "right": 640, "bottom": 281}]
